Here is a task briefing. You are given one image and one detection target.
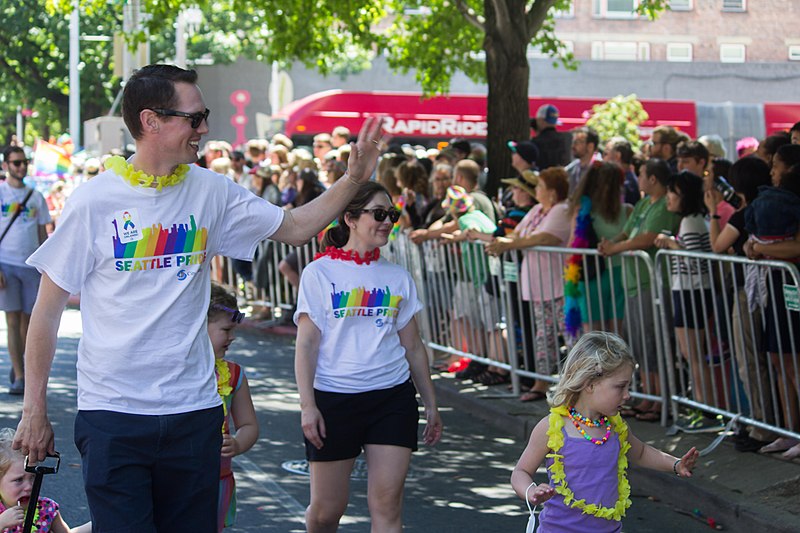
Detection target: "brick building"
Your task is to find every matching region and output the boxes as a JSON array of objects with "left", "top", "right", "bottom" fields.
[{"left": 551, "top": 0, "right": 799, "bottom": 63}]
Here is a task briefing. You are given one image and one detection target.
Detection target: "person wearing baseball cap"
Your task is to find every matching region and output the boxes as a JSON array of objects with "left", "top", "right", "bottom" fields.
[{"left": 530, "top": 103, "right": 572, "bottom": 170}]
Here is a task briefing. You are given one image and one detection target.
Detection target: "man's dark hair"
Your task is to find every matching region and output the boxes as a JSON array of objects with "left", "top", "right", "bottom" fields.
[
  {"left": 790, "top": 121, "right": 800, "bottom": 135},
  {"left": 611, "top": 139, "right": 633, "bottom": 165},
  {"left": 575, "top": 127, "right": 600, "bottom": 151},
  {"left": 676, "top": 140, "right": 710, "bottom": 165},
  {"left": 122, "top": 64, "right": 198, "bottom": 140},
  {"left": 2, "top": 145, "right": 25, "bottom": 163},
  {"left": 644, "top": 158, "right": 671, "bottom": 187}
]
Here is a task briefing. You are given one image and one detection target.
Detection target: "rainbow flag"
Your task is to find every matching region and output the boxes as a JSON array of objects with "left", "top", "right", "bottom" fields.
[{"left": 33, "top": 140, "right": 71, "bottom": 177}]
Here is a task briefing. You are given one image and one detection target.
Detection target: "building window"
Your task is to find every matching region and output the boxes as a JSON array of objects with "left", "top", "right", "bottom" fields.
[
  {"left": 720, "top": 43, "right": 746, "bottom": 63},
  {"left": 722, "top": 0, "right": 746, "bottom": 12},
  {"left": 592, "top": 0, "right": 638, "bottom": 19},
  {"left": 789, "top": 45, "right": 800, "bottom": 61},
  {"left": 669, "top": 0, "right": 692, "bottom": 10},
  {"left": 592, "top": 41, "right": 648, "bottom": 61},
  {"left": 667, "top": 43, "right": 693, "bottom": 62}
]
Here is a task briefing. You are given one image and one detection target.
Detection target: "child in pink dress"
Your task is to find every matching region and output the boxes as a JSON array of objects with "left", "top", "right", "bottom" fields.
[{"left": 0, "top": 428, "right": 91, "bottom": 533}]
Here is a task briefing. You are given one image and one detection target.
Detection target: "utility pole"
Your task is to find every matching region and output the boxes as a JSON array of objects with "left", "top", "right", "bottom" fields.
[{"left": 69, "top": 0, "right": 80, "bottom": 148}]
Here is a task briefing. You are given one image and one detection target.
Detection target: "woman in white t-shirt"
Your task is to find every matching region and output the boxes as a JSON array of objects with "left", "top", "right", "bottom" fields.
[{"left": 294, "top": 181, "right": 443, "bottom": 532}]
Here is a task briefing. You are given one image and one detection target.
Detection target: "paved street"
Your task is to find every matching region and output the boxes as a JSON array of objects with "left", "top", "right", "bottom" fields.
[{"left": 0, "top": 308, "right": 708, "bottom": 531}]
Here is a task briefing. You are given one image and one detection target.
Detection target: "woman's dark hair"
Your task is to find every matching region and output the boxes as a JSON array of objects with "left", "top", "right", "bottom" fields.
[
  {"left": 321, "top": 182, "right": 391, "bottom": 249},
  {"left": 711, "top": 158, "right": 732, "bottom": 183},
  {"left": 774, "top": 144, "right": 800, "bottom": 170},
  {"left": 780, "top": 164, "right": 800, "bottom": 198},
  {"left": 667, "top": 170, "right": 706, "bottom": 217},
  {"left": 396, "top": 160, "right": 429, "bottom": 197},
  {"left": 570, "top": 161, "right": 622, "bottom": 222},
  {"left": 728, "top": 156, "right": 771, "bottom": 204},
  {"left": 644, "top": 158, "right": 671, "bottom": 187},
  {"left": 208, "top": 282, "right": 238, "bottom": 321},
  {"left": 294, "top": 168, "right": 323, "bottom": 207},
  {"left": 122, "top": 64, "right": 198, "bottom": 140}
]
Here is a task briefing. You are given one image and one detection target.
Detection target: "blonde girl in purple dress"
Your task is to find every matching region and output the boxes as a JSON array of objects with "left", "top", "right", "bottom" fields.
[
  {"left": 208, "top": 283, "right": 259, "bottom": 531},
  {"left": 511, "top": 332, "right": 699, "bottom": 532}
]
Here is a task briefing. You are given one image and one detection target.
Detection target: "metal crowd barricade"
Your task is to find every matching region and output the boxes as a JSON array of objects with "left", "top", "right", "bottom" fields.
[
  {"left": 510, "top": 246, "right": 669, "bottom": 422},
  {"left": 655, "top": 249, "right": 800, "bottom": 441},
  {"left": 217, "top": 239, "right": 319, "bottom": 322}
]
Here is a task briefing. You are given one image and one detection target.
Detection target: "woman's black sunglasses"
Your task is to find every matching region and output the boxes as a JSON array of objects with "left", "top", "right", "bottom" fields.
[
  {"left": 356, "top": 208, "right": 401, "bottom": 223},
  {"left": 211, "top": 304, "right": 244, "bottom": 323}
]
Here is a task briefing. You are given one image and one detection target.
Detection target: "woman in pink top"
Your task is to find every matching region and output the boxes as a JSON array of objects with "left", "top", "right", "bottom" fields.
[{"left": 486, "top": 167, "right": 571, "bottom": 401}]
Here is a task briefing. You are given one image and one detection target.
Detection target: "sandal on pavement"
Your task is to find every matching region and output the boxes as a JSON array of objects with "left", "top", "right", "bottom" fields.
[
  {"left": 760, "top": 437, "right": 800, "bottom": 454},
  {"left": 781, "top": 443, "right": 800, "bottom": 460},
  {"left": 519, "top": 390, "right": 547, "bottom": 402},
  {"left": 476, "top": 371, "right": 510, "bottom": 386},
  {"left": 635, "top": 410, "right": 661, "bottom": 422}
]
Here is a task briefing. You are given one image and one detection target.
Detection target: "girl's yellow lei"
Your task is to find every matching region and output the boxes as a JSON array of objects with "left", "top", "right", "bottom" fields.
[
  {"left": 546, "top": 405, "right": 632, "bottom": 521},
  {"left": 215, "top": 358, "right": 233, "bottom": 435},
  {"left": 105, "top": 155, "right": 189, "bottom": 191}
]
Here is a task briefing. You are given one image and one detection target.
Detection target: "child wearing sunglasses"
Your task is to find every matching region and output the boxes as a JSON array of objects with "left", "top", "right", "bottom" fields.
[
  {"left": 294, "top": 181, "right": 442, "bottom": 532},
  {"left": 207, "top": 283, "right": 258, "bottom": 532}
]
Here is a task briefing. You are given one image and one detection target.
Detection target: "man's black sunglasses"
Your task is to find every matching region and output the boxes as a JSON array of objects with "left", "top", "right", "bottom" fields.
[
  {"left": 148, "top": 108, "right": 210, "bottom": 129},
  {"left": 356, "top": 208, "right": 402, "bottom": 223},
  {"left": 7, "top": 159, "right": 29, "bottom": 167},
  {"left": 211, "top": 304, "right": 244, "bottom": 324}
]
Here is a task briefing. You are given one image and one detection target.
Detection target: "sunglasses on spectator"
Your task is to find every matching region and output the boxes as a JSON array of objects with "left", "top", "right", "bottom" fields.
[
  {"left": 7, "top": 159, "right": 29, "bottom": 167},
  {"left": 148, "top": 108, "right": 210, "bottom": 129},
  {"left": 356, "top": 207, "right": 402, "bottom": 223},
  {"left": 211, "top": 304, "right": 244, "bottom": 324}
]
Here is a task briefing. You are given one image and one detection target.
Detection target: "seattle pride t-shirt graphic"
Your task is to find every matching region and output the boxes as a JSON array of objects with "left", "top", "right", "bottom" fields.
[
  {"left": 330, "top": 283, "right": 403, "bottom": 319},
  {"left": 113, "top": 214, "right": 208, "bottom": 272}
]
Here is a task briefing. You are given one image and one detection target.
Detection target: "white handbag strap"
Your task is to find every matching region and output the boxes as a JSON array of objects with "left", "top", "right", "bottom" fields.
[{"left": 525, "top": 481, "right": 539, "bottom": 533}]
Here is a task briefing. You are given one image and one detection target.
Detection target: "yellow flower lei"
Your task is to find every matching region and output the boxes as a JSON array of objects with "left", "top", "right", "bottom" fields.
[
  {"left": 215, "top": 358, "right": 233, "bottom": 435},
  {"left": 105, "top": 155, "right": 189, "bottom": 191},
  {"left": 546, "top": 405, "right": 632, "bottom": 521}
]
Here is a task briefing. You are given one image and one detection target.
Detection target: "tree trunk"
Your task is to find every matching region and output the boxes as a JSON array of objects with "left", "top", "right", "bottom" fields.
[{"left": 483, "top": 0, "right": 531, "bottom": 198}]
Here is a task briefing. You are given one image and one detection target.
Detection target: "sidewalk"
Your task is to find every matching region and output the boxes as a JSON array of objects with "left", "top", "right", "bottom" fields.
[{"left": 245, "top": 318, "right": 800, "bottom": 532}]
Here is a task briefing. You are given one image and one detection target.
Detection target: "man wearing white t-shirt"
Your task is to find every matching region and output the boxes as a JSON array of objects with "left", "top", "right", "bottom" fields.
[
  {"left": 0, "top": 146, "right": 50, "bottom": 395},
  {"left": 13, "top": 64, "right": 385, "bottom": 533}
]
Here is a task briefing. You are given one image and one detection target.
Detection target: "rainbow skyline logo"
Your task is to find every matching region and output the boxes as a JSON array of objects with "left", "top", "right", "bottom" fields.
[
  {"left": 330, "top": 283, "right": 403, "bottom": 320},
  {"left": 112, "top": 214, "right": 208, "bottom": 259},
  {"left": 1, "top": 203, "right": 36, "bottom": 220}
]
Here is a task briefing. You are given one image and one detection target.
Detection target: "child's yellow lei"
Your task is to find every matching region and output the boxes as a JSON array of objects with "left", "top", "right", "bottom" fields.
[
  {"left": 105, "top": 155, "right": 189, "bottom": 191},
  {"left": 215, "top": 358, "right": 233, "bottom": 436},
  {"left": 546, "top": 405, "right": 632, "bottom": 521}
]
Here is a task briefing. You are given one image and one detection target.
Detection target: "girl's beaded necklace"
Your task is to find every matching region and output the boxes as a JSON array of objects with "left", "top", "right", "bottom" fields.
[
  {"left": 546, "top": 405, "right": 632, "bottom": 521},
  {"left": 568, "top": 406, "right": 612, "bottom": 446}
]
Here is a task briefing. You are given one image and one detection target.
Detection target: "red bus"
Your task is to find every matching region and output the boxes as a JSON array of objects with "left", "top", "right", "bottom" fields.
[{"left": 270, "top": 90, "right": 698, "bottom": 145}]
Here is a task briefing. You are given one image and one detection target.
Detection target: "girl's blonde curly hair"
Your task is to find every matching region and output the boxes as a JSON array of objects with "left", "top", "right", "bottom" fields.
[
  {"left": 0, "top": 428, "right": 24, "bottom": 480},
  {"left": 551, "top": 332, "right": 636, "bottom": 408}
]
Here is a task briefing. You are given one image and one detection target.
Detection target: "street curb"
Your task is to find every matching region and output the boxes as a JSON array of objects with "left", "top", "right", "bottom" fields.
[{"left": 431, "top": 375, "right": 797, "bottom": 533}]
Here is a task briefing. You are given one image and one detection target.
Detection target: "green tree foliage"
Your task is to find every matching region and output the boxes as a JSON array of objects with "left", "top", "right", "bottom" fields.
[
  {"left": 26, "top": 0, "right": 668, "bottom": 189},
  {"left": 586, "top": 94, "right": 649, "bottom": 151},
  {"left": 0, "top": 0, "right": 120, "bottom": 145}
]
